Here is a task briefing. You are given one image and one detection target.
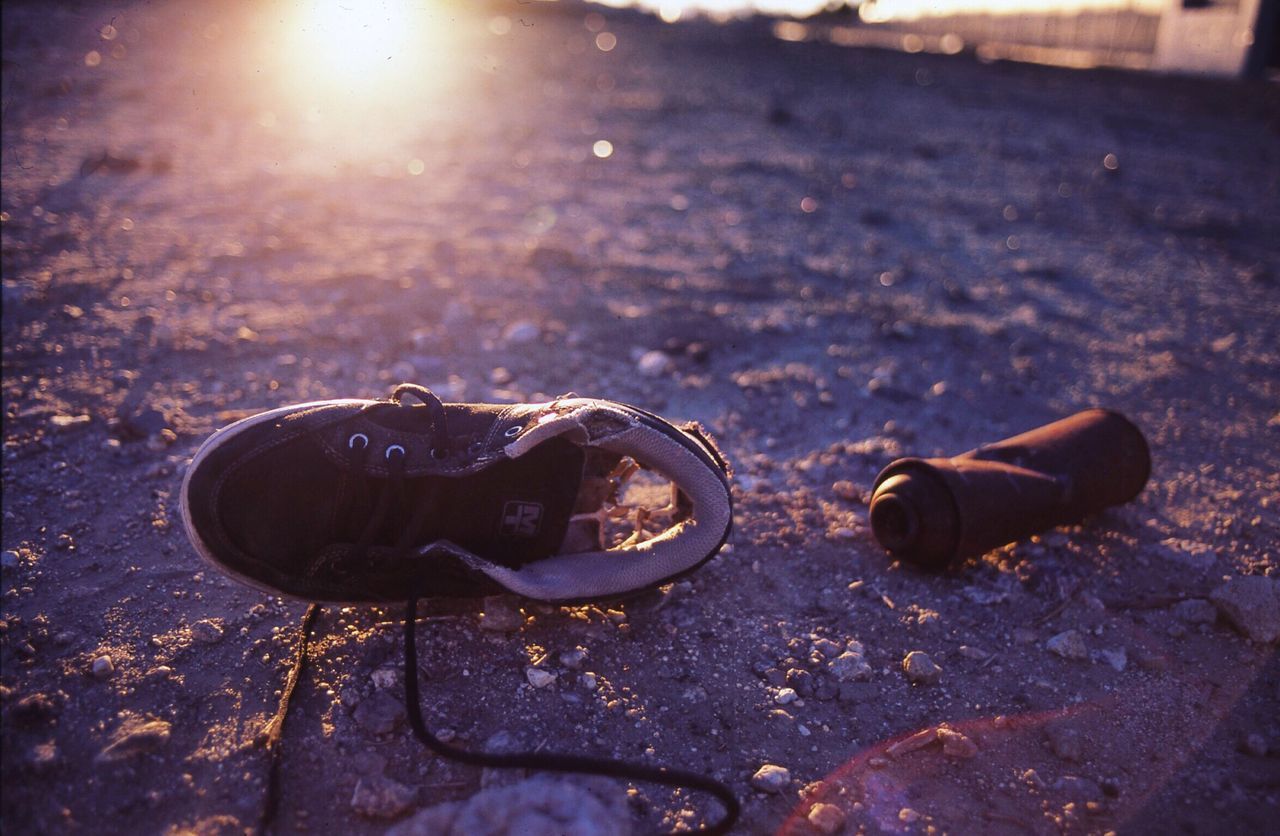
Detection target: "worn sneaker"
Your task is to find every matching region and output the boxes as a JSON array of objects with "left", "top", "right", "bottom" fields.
[{"left": 180, "top": 384, "right": 732, "bottom": 603}]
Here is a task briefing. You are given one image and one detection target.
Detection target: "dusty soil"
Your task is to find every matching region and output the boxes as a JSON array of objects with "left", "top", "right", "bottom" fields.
[{"left": 3, "top": 1, "right": 1279, "bottom": 834}]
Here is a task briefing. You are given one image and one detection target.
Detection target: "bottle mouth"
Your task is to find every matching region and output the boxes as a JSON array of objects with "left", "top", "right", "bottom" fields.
[{"left": 869, "top": 492, "right": 919, "bottom": 552}]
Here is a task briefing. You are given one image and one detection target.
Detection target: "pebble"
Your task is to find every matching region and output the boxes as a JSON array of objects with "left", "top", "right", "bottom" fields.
[
  {"left": 97, "top": 718, "right": 171, "bottom": 762},
  {"left": 353, "top": 691, "right": 406, "bottom": 735},
  {"left": 28, "top": 740, "right": 59, "bottom": 774},
  {"left": 350, "top": 776, "right": 417, "bottom": 819},
  {"left": 751, "top": 764, "right": 791, "bottom": 794},
  {"left": 371, "top": 666, "right": 401, "bottom": 690},
  {"left": 91, "top": 655, "right": 115, "bottom": 679},
  {"left": 886, "top": 727, "right": 937, "bottom": 758},
  {"left": 808, "top": 802, "right": 846, "bottom": 834},
  {"left": 50, "top": 414, "right": 92, "bottom": 431},
  {"left": 775, "top": 687, "right": 799, "bottom": 705},
  {"left": 902, "top": 650, "right": 941, "bottom": 685},
  {"left": 831, "top": 480, "right": 861, "bottom": 502},
  {"left": 558, "top": 648, "right": 588, "bottom": 670},
  {"left": 636, "top": 350, "right": 674, "bottom": 378},
  {"left": 1210, "top": 576, "right": 1280, "bottom": 643},
  {"left": 1098, "top": 647, "right": 1127, "bottom": 672},
  {"left": 478, "top": 597, "right": 523, "bottom": 632},
  {"left": 387, "top": 775, "right": 628, "bottom": 836},
  {"left": 1172, "top": 598, "right": 1217, "bottom": 625},
  {"left": 957, "top": 645, "right": 990, "bottom": 660},
  {"left": 190, "top": 619, "right": 224, "bottom": 644},
  {"left": 899, "top": 807, "right": 921, "bottom": 824},
  {"left": 936, "top": 725, "right": 979, "bottom": 758},
  {"left": 502, "top": 321, "right": 541, "bottom": 345},
  {"left": 811, "top": 638, "right": 842, "bottom": 659},
  {"left": 13, "top": 693, "right": 58, "bottom": 723},
  {"left": 489, "top": 367, "right": 514, "bottom": 386},
  {"left": 1046, "top": 723, "right": 1084, "bottom": 762},
  {"left": 2, "top": 550, "right": 20, "bottom": 569},
  {"left": 829, "top": 527, "right": 857, "bottom": 541},
  {"left": 526, "top": 667, "right": 557, "bottom": 689},
  {"left": 1046, "top": 630, "right": 1089, "bottom": 660},
  {"left": 786, "top": 668, "right": 814, "bottom": 697},
  {"left": 829, "top": 649, "right": 872, "bottom": 682}
]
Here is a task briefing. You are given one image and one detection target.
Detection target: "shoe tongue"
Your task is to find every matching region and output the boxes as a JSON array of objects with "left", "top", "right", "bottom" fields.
[{"left": 363, "top": 402, "right": 507, "bottom": 438}]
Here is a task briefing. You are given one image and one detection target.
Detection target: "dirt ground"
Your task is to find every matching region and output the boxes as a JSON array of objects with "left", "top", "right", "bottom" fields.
[{"left": 3, "top": 1, "right": 1279, "bottom": 833}]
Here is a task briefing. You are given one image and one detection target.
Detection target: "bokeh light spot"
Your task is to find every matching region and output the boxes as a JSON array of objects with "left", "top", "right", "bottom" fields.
[
  {"left": 800, "top": 196, "right": 818, "bottom": 213},
  {"left": 593, "top": 140, "right": 614, "bottom": 159},
  {"left": 407, "top": 158, "right": 425, "bottom": 176},
  {"left": 84, "top": 50, "right": 102, "bottom": 67},
  {"left": 596, "top": 32, "right": 618, "bottom": 52}
]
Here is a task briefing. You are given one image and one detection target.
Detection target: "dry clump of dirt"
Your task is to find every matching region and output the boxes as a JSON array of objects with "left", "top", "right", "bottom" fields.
[{"left": 3, "top": 1, "right": 1279, "bottom": 834}]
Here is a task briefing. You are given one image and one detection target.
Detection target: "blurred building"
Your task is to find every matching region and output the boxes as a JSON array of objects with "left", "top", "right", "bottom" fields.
[{"left": 847, "top": 0, "right": 1278, "bottom": 76}]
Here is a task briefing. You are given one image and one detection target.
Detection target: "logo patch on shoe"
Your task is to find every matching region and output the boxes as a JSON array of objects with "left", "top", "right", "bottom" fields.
[{"left": 500, "top": 501, "right": 544, "bottom": 537}]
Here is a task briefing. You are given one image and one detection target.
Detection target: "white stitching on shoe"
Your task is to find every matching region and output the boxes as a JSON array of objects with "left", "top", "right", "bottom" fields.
[{"left": 348, "top": 433, "right": 369, "bottom": 450}]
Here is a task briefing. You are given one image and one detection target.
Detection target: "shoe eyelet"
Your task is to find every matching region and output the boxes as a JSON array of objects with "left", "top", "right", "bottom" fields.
[
  {"left": 503, "top": 425, "right": 523, "bottom": 438},
  {"left": 430, "top": 448, "right": 446, "bottom": 461},
  {"left": 348, "top": 433, "right": 369, "bottom": 450},
  {"left": 385, "top": 444, "right": 407, "bottom": 460}
]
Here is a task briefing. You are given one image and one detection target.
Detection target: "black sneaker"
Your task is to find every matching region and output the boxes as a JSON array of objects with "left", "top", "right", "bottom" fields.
[{"left": 180, "top": 384, "right": 733, "bottom": 603}]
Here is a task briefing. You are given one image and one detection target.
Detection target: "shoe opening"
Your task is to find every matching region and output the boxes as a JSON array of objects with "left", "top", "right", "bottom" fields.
[{"left": 560, "top": 450, "right": 694, "bottom": 555}]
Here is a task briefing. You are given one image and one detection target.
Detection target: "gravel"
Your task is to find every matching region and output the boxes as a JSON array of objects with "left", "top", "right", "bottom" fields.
[{"left": 751, "top": 764, "right": 792, "bottom": 794}]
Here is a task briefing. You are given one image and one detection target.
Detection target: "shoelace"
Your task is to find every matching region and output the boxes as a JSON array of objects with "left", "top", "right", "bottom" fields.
[{"left": 258, "top": 385, "right": 740, "bottom": 834}]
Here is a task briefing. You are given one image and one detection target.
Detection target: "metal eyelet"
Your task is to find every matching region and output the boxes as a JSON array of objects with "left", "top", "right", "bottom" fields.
[
  {"left": 503, "top": 425, "right": 523, "bottom": 438},
  {"left": 385, "top": 444, "right": 406, "bottom": 460},
  {"left": 348, "top": 433, "right": 369, "bottom": 450},
  {"left": 430, "top": 448, "right": 446, "bottom": 460}
]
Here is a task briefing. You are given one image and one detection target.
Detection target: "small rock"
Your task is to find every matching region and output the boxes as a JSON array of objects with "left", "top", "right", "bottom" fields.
[
  {"left": 91, "top": 655, "right": 115, "bottom": 679},
  {"left": 526, "top": 667, "right": 556, "bottom": 689},
  {"left": 957, "top": 645, "right": 990, "bottom": 660},
  {"left": 785, "top": 668, "right": 814, "bottom": 697},
  {"left": 831, "top": 481, "right": 861, "bottom": 503},
  {"left": 811, "top": 638, "right": 842, "bottom": 659},
  {"left": 1210, "top": 576, "right": 1280, "bottom": 643},
  {"left": 775, "top": 687, "right": 798, "bottom": 705},
  {"left": 479, "top": 597, "right": 523, "bottom": 632},
  {"left": 751, "top": 764, "right": 791, "bottom": 794},
  {"left": 828, "top": 527, "right": 857, "bottom": 541},
  {"left": 559, "top": 648, "right": 587, "bottom": 670},
  {"left": 2, "top": 550, "right": 19, "bottom": 569},
  {"left": 371, "top": 666, "right": 400, "bottom": 690},
  {"left": 902, "top": 650, "right": 941, "bottom": 685},
  {"left": 28, "top": 741, "right": 59, "bottom": 773},
  {"left": 50, "top": 414, "right": 92, "bottom": 431},
  {"left": 388, "top": 775, "right": 628, "bottom": 836},
  {"left": 190, "top": 619, "right": 224, "bottom": 644},
  {"left": 936, "top": 725, "right": 978, "bottom": 758},
  {"left": 351, "top": 776, "right": 416, "bottom": 820},
  {"left": 13, "top": 693, "right": 58, "bottom": 723},
  {"left": 1046, "top": 723, "right": 1084, "bottom": 762},
  {"left": 1172, "top": 598, "right": 1217, "bottom": 625},
  {"left": 828, "top": 650, "right": 872, "bottom": 682},
  {"left": 353, "top": 691, "right": 406, "bottom": 735},
  {"left": 636, "top": 350, "right": 674, "bottom": 378},
  {"left": 502, "top": 321, "right": 541, "bottom": 345},
  {"left": 808, "top": 802, "right": 846, "bottom": 834},
  {"left": 97, "top": 718, "right": 171, "bottom": 762},
  {"left": 899, "top": 807, "right": 921, "bottom": 824},
  {"left": 489, "top": 367, "right": 513, "bottom": 386},
  {"left": 886, "top": 727, "right": 937, "bottom": 758},
  {"left": 1098, "top": 647, "right": 1127, "bottom": 672},
  {"left": 1046, "top": 630, "right": 1089, "bottom": 660}
]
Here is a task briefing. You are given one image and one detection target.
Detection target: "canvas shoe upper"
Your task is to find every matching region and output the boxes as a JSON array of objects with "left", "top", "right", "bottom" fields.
[{"left": 180, "top": 384, "right": 733, "bottom": 603}]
